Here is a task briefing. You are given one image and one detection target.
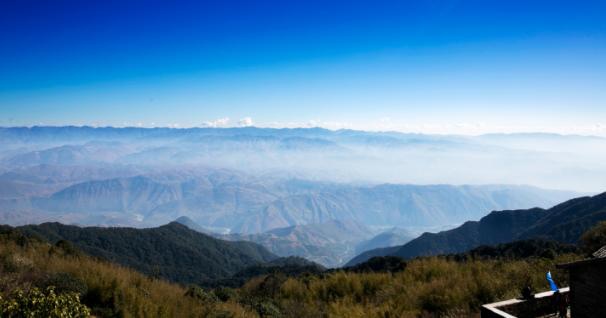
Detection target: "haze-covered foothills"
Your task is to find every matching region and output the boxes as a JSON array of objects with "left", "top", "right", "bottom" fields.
[
  {"left": 0, "top": 126, "right": 590, "bottom": 267},
  {"left": 174, "top": 216, "right": 414, "bottom": 267}
]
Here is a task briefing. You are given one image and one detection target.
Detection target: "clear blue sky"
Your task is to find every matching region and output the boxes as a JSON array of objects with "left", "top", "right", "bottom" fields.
[{"left": 1, "top": 0, "right": 605, "bottom": 134}]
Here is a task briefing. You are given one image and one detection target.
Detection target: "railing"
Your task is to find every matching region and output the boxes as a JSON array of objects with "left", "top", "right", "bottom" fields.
[{"left": 481, "top": 287, "right": 569, "bottom": 318}]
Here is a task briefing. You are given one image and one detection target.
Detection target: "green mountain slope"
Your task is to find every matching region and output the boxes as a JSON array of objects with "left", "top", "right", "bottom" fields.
[{"left": 18, "top": 222, "right": 277, "bottom": 285}]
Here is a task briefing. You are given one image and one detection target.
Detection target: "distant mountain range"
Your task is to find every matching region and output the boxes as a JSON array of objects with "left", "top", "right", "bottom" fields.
[
  {"left": 227, "top": 183, "right": 576, "bottom": 234},
  {"left": 2, "top": 126, "right": 606, "bottom": 192},
  {"left": 347, "top": 192, "right": 606, "bottom": 266},
  {"left": 2, "top": 126, "right": 603, "bottom": 268},
  {"left": 0, "top": 159, "right": 574, "bottom": 234},
  {"left": 0, "top": 168, "right": 576, "bottom": 234}
]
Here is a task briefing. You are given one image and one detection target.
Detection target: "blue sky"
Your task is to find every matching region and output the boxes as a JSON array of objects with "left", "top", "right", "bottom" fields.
[{"left": 1, "top": 0, "right": 605, "bottom": 134}]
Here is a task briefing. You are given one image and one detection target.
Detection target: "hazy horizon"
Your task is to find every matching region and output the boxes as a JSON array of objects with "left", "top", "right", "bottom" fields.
[
  {"left": 2, "top": 125, "right": 606, "bottom": 139},
  {"left": 2, "top": 126, "right": 605, "bottom": 193}
]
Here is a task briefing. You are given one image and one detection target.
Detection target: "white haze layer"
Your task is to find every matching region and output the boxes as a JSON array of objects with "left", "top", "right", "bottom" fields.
[{"left": 1, "top": 127, "right": 605, "bottom": 193}]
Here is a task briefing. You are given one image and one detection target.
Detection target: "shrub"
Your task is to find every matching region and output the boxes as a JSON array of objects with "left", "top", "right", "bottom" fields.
[
  {"left": 253, "top": 299, "right": 281, "bottom": 317},
  {"left": 0, "top": 287, "right": 90, "bottom": 318},
  {"left": 184, "top": 285, "right": 219, "bottom": 304}
]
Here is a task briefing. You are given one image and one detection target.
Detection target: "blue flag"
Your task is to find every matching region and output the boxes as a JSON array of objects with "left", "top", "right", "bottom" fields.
[{"left": 546, "top": 271, "right": 558, "bottom": 292}]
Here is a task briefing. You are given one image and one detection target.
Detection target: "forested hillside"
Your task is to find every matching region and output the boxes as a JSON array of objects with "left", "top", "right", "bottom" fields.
[
  {"left": 0, "top": 226, "right": 251, "bottom": 317},
  {"left": 17, "top": 222, "right": 277, "bottom": 285}
]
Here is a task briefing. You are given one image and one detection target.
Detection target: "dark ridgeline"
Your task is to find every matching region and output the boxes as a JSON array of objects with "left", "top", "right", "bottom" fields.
[{"left": 348, "top": 192, "right": 606, "bottom": 266}]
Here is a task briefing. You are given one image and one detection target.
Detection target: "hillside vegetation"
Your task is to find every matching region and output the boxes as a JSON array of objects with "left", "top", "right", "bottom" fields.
[
  {"left": 2, "top": 223, "right": 597, "bottom": 317},
  {"left": 18, "top": 222, "right": 277, "bottom": 285},
  {"left": 259, "top": 255, "right": 576, "bottom": 317},
  {"left": 0, "top": 226, "right": 254, "bottom": 317}
]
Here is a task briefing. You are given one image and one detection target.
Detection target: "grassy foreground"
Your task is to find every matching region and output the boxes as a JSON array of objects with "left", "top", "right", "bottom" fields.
[
  {"left": 0, "top": 229, "right": 255, "bottom": 317},
  {"left": 1, "top": 224, "right": 592, "bottom": 317}
]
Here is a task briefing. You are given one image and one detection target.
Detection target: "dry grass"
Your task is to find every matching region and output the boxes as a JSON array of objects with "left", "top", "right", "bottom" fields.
[
  {"left": 272, "top": 255, "right": 577, "bottom": 317},
  {"left": 0, "top": 238, "right": 256, "bottom": 317},
  {"left": 0, "top": 231, "right": 581, "bottom": 317}
]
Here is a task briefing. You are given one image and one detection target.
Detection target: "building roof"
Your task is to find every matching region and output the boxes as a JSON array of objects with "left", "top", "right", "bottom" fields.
[
  {"left": 557, "top": 245, "right": 606, "bottom": 269},
  {"left": 592, "top": 245, "right": 606, "bottom": 258}
]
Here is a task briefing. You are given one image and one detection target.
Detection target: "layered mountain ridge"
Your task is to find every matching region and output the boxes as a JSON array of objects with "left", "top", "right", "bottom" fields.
[
  {"left": 2, "top": 170, "right": 575, "bottom": 234},
  {"left": 347, "top": 192, "right": 606, "bottom": 266}
]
